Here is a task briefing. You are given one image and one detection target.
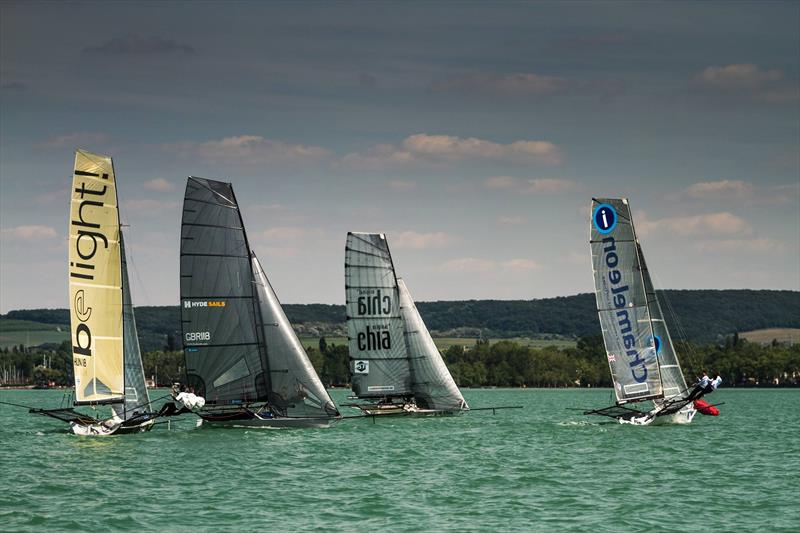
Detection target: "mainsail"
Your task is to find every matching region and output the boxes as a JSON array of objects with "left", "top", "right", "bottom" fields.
[
  {"left": 119, "top": 233, "right": 151, "bottom": 419},
  {"left": 252, "top": 255, "right": 340, "bottom": 417},
  {"left": 180, "top": 177, "right": 267, "bottom": 405},
  {"left": 590, "top": 198, "right": 663, "bottom": 404},
  {"left": 398, "top": 278, "right": 468, "bottom": 411},
  {"left": 69, "top": 150, "right": 125, "bottom": 405},
  {"left": 180, "top": 177, "right": 338, "bottom": 418},
  {"left": 345, "top": 232, "right": 412, "bottom": 399}
]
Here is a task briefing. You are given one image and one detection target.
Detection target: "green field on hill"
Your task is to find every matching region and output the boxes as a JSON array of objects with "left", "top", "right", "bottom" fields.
[
  {"left": 741, "top": 328, "right": 799, "bottom": 345},
  {"left": 0, "top": 319, "right": 69, "bottom": 348},
  {"left": 298, "top": 336, "right": 576, "bottom": 351}
]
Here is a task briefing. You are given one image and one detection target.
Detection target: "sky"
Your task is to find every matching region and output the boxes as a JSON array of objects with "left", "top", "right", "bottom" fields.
[{"left": 1, "top": 1, "right": 798, "bottom": 313}]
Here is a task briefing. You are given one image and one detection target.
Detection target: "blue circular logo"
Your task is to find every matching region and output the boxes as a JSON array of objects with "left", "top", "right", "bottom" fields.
[
  {"left": 653, "top": 335, "right": 662, "bottom": 354},
  {"left": 593, "top": 203, "right": 617, "bottom": 234}
]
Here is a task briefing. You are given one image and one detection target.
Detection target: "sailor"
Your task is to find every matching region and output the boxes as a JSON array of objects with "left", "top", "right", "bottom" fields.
[
  {"left": 709, "top": 373, "right": 722, "bottom": 391},
  {"left": 687, "top": 371, "right": 712, "bottom": 401}
]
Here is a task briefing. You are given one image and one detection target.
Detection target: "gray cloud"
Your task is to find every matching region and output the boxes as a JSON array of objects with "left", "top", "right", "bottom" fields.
[{"left": 83, "top": 34, "right": 195, "bottom": 56}]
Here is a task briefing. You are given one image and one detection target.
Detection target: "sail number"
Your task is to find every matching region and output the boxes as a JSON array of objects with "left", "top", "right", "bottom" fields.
[{"left": 73, "top": 357, "right": 87, "bottom": 367}]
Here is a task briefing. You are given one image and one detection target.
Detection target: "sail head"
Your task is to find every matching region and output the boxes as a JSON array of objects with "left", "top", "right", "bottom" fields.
[
  {"left": 345, "top": 232, "right": 412, "bottom": 398},
  {"left": 590, "top": 198, "right": 663, "bottom": 403},
  {"left": 69, "top": 150, "right": 124, "bottom": 405}
]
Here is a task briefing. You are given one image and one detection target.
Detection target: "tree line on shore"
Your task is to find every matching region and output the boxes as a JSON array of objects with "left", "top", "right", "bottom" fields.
[{"left": 2, "top": 334, "right": 798, "bottom": 390}]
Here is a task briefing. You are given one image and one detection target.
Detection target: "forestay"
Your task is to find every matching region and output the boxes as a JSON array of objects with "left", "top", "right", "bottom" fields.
[
  {"left": 399, "top": 279, "right": 468, "bottom": 411},
  {"left": 252, "top": 255, "right": 340, "bottom": 417},
  {"left": 345, "top": 232, "right": 412, "bottom": 398},
  {"left": 180, "top": 177, "right": 267, "bottom": 405},
  {"left": 590, "top": 198, "right": 662, "bottom": 403},
  {"left": 69, "top": 150, "right": 124, "bottom": 405}
]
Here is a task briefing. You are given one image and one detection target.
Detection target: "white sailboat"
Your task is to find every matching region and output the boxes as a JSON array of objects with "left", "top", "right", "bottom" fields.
[
  {"left": 345, "top": 232, "right": 468, "bottom": 416},
  {"left": 31, "top": 150, "right": 155, "bottom": 435},
  {"left": 583, "top": 198, "right": 696, "bottom": 426}
]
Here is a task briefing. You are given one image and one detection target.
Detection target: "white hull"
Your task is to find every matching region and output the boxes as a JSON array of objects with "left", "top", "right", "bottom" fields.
[
  {"left": 352, "top": 403, "right": 465, "bottom": 417},
  {"left": 70, "top": 417, "right": 155, "bottom": 436},
  {"left": 618, "top": 406, "right": 696, "bottom": 426}
]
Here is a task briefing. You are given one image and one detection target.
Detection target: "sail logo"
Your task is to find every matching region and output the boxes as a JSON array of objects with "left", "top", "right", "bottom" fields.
[
  {"left": 357, "top": 325, "right": 391, "bottom": 351},
  {"left": 184, "top": 300, "right": 226, "bottom": 308},
  {"left": 593, "top": 203, "right": 617, "bottom": 234},
  {"left": 72, "top": 289, "right": 93, "bottom": 360},
  {"left": 353, "top": 360, "right": 369, "bottom": 374},
  {"left": 357, "top": 289, "right": 392, "bottom": 316},
  {"left": 601, "top": 236, "right": 648, "bottom": 383},
  {"left": 70, "top": 171, "right": 111, "bottom": 281}
]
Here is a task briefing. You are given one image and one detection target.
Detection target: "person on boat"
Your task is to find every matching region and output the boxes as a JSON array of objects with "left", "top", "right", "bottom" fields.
[
  {"left": 687, "top": 371, "right": 713, "bottom": 401},
  {"left": 709, "top": 373, "right": 722, "bottom": 391}
]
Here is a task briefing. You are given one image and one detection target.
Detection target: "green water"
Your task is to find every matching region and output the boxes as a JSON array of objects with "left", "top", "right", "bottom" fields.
[{"left": 0, "top": 389, "right": 797, "bottom": 531}]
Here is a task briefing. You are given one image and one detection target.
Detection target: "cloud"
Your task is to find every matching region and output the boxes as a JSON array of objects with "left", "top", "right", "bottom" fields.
[
  {"left": 431, "top": 72, "right": 570, "bottom": 96},
  {"left": 388, "top": 180, "right": 417, "bottom": 191},
  {"left": 684, "top": 179, "right": 754, "bottom": 200},
  {"left": 123, "top": 199, "right": 180, "bottom": 212},
  {"left": 42, "top": 132, "right": 110, "bottom": 148},
  {"left": 500, "top": 258, "right": 539, "bottom": 271},
  {"left": 341, "top": 134, "right": 563, "bottom": 169},
  {"left": 694, "top": 238, "right": 786, "bottom": 254},
  {"left": 83, "top": 34, "right": 195, "bottom": 55},
  {"left": 1, "top": 225, "right": 58, "bottom": 240},
  {"left": 485, "top": 176, "right": 519, "bottom": 189},
  {"left": 143, "top": 178, "right": 175, "bottom": 192},
  {"left": 637, "top": 212, "right": 752, "bottom": 237},
  {"left": 259, "top": 227, "right": 324, "bottom": 241},
  {"left": 485, "top": 176, "right": 579, "bottom": 194},
  {"left": 391, "top": 231, "right": 454, "bottom": 249},
  {"left": 525, "top": 178, "right": 580, "bottom": 193},
  {"left": 694, "top": 64, "right": 798, "bottom": 104},
  {"left": 497, "top": 216, "right": 527, "bottom": 225},
  {"left": 164, "top": 135, "right": 331, "bottom": 164},
  {"left": 439, "top": 257, "right": 538, "bottom": 273}
]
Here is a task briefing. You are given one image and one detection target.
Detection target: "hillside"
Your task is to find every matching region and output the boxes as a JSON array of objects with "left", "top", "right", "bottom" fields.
[{"left": 2, "top": 289, "right": 798, "bottom": 350}]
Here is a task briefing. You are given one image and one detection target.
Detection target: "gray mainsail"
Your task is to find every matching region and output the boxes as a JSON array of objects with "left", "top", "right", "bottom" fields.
[
  {"left": 345, "top": 232, "right": 412, "bottom": 398},
  {"left": 119, "top": 232, "right": 151, "bottom": 419},
  {"left": 180, "top": 177, "right": 268, "bottom": 405},
  {"left": 398, "top": 278, "right": 468, "bottom": 411},
  {"left": 638, "top": 244, "right": 688, "bottom": 400},
  {"left": 590, "top": 198, "right": 663, "bottom": 403},
  {"left": 252, "top": 254, "right": 340, "bottom": 417}
]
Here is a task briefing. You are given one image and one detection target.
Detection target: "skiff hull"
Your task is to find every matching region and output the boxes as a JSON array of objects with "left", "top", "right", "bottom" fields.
[{"left": 70, "top": 417, "right": 155, "bottom": 436}]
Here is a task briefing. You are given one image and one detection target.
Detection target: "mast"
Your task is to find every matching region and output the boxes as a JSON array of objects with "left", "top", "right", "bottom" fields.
[
  {"left": 69, "top": 150, "right": 125, "bottom": 406},
  {"left": 345, "top": 232, "right": 412, "bottom": 399},
  {"left": 589, "top": 198, "right": 663, "bottom": 404}
]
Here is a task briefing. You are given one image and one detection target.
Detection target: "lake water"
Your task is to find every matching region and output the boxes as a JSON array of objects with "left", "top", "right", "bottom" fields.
[{"left": 0, "top": 388, "right": 797, "bottom": 531}]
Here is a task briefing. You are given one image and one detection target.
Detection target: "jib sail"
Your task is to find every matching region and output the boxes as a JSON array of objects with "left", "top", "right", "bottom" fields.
[
  {"left": 638, "top": 244, "right": 688, "bottom": 400},
  {"left": 590, "top": 198, "right": 663, "bottom": 403},
  {"left": 119, "top": 233, "right": 151, "bottom": 419},
  {"left": 69, "top": 150, "right": 124, "bottom": 405},
  {"left": 345, "top": 232, "right": 412, "bottom": 399},
  {"left": 398, "top": 278, "right": 468, "bottom": 411},
  {"left": 180, "top": 177, "right": 268, "bottom": 404},
  {"left": 251, "top": 254, "right": 340, "bottom": 417}
]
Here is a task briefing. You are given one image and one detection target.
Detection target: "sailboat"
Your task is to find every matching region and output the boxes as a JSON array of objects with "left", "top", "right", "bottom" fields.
[
  {"left": 583, "top": 198, "right": 696, "bottom": 425},
  {"left": 178, "top": 177, "right": 340, "bottom": 428},
  {"left": 344, "top": 232, "right": 468, "bottom": 416},
  {"left": 31, "top": 150, "right": 155, "bottom": 435}
]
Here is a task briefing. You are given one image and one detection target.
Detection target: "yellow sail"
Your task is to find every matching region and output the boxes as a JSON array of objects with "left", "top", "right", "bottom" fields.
[{"left": 69, "top": 149, "right": 124, "bottom": 405}]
